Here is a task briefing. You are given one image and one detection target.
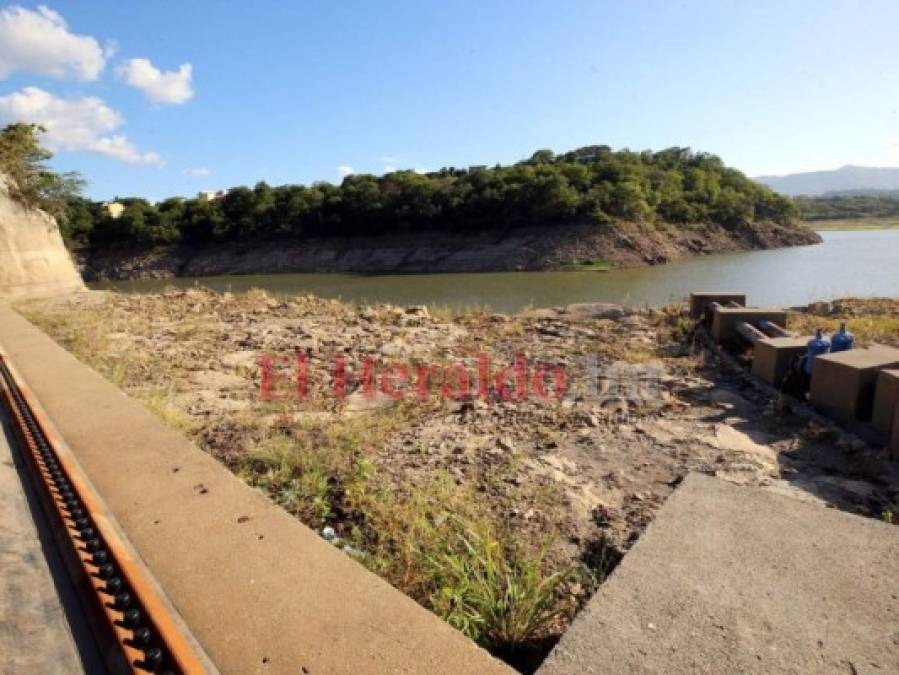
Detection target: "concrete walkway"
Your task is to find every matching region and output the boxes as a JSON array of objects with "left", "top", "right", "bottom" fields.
[
  {"left": 0, "top": 412, "right": 90, "bottom": 674},
  {"left": 539, "top": 473, "right": 899, "bottom": 674}
]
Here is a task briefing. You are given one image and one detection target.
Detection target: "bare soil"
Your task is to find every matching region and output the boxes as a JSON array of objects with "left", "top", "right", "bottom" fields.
[{"left": 16, "top": 290, "right": 899, "bottom": 660}]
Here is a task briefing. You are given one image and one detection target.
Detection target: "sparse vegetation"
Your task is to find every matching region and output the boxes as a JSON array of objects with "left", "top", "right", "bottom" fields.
[{"left": 788, "top": 298, "right": 899, "bottom": 347}]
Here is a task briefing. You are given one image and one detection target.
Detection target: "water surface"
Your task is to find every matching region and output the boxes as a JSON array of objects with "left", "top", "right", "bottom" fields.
[{"left": 91, "top": 230, "right": 899, "bottom": 314}]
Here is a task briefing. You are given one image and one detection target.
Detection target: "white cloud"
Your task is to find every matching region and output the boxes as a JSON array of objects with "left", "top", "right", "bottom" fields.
[
  {"left": 0, "top": 5, "right": 106, "bottom": 81},
  {"left": 185, "top": 166, "right": 211, "bottom": 178},
  {"left": 0, "top": 87, "right": 162, "bottom": 166},
  {"left": 383, "top": 164, "right": 397, "bottom": 174},
  {"left": 117, "top": 57, "right": 193, "bottom": 104},
  {"left": 337, "top": 165, "right": 354, "bottom": 178}
]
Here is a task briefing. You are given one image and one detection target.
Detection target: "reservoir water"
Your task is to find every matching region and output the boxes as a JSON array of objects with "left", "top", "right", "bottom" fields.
[{"left": 91, "top": 229, "right": 899, "bottom": 314}]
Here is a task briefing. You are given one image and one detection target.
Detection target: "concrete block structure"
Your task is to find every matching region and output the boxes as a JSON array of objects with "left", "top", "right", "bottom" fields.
[
  {"left": 710, "top": 308, "right": 789, "bottom": 344},
  {"left": 689, "top": 292, "right": 746, "bottom": 320},
  {"left": 752, "top": 336, "right": 809, "bottom": 386},
  {"left": 809, "top": 345, "right": 899, "bottom": 423},
  {"left": 872, "top": 369, "right": 899, "bottom": 435}
]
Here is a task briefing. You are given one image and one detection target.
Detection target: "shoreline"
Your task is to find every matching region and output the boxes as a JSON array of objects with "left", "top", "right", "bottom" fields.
[{"left": 76, "top": 220, "right": 820, "bottom": 281}]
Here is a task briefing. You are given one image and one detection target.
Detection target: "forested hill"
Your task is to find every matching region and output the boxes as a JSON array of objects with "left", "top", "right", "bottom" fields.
[{"left": 64, "top": 146, "right": 802, "bottom": 249}]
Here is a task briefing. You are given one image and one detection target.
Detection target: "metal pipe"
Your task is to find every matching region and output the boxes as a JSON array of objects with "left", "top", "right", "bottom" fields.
[
  {"left": 757, "top": 320, "right": 791, "bottom": 338},
  {"left": 736, "top": 321, "right": 767, "bottom": 345}
]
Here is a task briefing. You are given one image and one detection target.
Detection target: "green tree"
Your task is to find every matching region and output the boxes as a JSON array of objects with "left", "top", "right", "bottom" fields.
[{"left": 0, "top": 123, "right": 84, "bottom": 222}]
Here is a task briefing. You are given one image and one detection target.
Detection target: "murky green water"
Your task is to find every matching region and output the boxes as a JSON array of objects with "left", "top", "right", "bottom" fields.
[{"left": 91, "top": 230, "right": 899, "bottom": 314}]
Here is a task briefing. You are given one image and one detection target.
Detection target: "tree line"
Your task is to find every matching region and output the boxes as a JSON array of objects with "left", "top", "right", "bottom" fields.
[
  {"left": 2, "top": 125, "right": 799, "bottom": 249},
  {"left": 795, "top": 193, "right": 899, "bottom": 221}
]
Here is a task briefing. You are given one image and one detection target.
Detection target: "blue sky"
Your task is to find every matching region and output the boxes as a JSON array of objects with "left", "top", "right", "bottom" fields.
[{"left": 1, "top": 1, "right": 898, "bottom": 200}]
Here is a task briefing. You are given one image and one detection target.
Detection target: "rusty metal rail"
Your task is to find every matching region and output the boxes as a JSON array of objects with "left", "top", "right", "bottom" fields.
[{"left": 0, "top": 352, "right": 213, "bottom": 674}]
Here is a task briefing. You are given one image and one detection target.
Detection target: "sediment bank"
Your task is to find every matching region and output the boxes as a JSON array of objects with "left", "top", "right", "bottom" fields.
[{"left": 78, "top": 220, "right": 821, "bottom": 280}]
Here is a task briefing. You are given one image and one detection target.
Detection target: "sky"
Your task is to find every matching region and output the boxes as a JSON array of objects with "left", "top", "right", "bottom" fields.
[{"left": 1, "top": 1, "right": 898, "bottom": 201}]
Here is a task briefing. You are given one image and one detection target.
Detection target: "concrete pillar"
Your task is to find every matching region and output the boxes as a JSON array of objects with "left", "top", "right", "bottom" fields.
[
  {"left": 872, "top": 369, "right": 899, "bottom": 435},
  {"left": 891, "top": 401, "right": 899, "bottom": 460},
  {"left": 689, "top": 292, "right": 746, "bottom": 320},
  {"left": 710, "top": 308, "right": 789, "bottom": 344},
  {"left": 752, "top": 337, "right": 809, "bottom": 386}
]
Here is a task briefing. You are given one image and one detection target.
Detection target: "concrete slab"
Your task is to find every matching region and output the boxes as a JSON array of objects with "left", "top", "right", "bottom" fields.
[
  {"left": 538, "top": 473, "right": 899, "bottom": 675},
  {"left": 688, "top": 292, "right": 746, "bottom": 320},
  {"left": 0, "top": 306, "right": 511, "bottom": 675},
  {"left": 752, "top": 336, "right": 808, "bottom": 386},
  {"left": 710, "top": 307, "right": 788, "bottom": 343},
  {"left": 872, "top": 369, "right": 899, "bottom": 435},
  {"left": 0, "top": 413, "right": 89, "bottom": 674},
  {"left": 809, "top": 345, "right": 899, "bottom": 423}
]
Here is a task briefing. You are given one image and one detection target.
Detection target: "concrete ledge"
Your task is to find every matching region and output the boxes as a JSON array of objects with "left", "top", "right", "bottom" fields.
[
  {"left": 538, "top": 474, "right": 899, "bottom": 675},
  {"left": 0, "top": 306, "right": 511, "bottom": 674},
  {"left": 688, "top": 292, "right": 746, "bottom": 320},
  {"left": 810, "top": 345, "right": 899, "bottom": 423},
  {"left": 710, "top": 308, "right": 788, "bottom": 343}
]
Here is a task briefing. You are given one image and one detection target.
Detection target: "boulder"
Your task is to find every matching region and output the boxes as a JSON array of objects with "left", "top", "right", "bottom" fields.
[{"left": 562, "top": 302, "right": 626, "bottom": 320}]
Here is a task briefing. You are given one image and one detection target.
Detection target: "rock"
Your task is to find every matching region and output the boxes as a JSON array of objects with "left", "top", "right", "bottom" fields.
[
  {"left": 379, "top": 338, "right": 407, "bottom": 357},
  {"left": 0, "top": 174, "right": 86, "bottom": 299},
  {"left": 497, "top": 437, "right": 516, "bottom": 452},
  {"left": 345, "top": 389, "right": 396, "bottom": 412},
  {"left": 562, "top": 303, "right": 626, "bottom": 320},
  {"left": 405, "top": 305, "right": 429, "bottom": 317},
  {"left": 519, "top": 307, "right": 560, "bottom": 320}
]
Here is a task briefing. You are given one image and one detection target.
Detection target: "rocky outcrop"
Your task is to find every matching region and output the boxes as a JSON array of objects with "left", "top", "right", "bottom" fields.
[
  {"left": 0, "top": 176, "right": 85, "bottom": 299},
  {"left": 79, "top": 220, "right": 822, "bottom": 281}
]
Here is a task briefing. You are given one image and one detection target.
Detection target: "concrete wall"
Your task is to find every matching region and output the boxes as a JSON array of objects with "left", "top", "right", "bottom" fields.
[{"left": 0, "top": 175, "right": 85, "bottom": 300}]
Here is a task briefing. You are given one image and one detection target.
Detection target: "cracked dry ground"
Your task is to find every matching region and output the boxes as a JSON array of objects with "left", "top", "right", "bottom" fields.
[{"left": 22, "top": 290, "right": 899, "bottom": 554}]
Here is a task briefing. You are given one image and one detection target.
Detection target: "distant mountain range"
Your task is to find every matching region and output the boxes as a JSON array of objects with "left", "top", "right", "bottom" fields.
[{"left": 753, "top": 165, "right": 899, "bottom": 196}]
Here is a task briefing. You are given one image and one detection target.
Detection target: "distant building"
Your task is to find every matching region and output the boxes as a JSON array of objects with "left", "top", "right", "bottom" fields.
[
  {"left": 198, "top": 190, "right": 226, "bottom": 202},
  {"left": 102, "top": 202, "right": 124, "bottom": 219}
]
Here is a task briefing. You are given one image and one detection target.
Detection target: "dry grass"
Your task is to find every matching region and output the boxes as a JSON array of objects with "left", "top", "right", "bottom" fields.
[
  {"left": 788, "top": 298, "right": 899, "bottom": 347},
  {"left": 15, "top": 290, "right": 579, "bottom": 658}
]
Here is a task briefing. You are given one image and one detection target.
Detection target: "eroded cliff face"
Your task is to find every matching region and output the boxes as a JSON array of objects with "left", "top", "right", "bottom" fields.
[{"left": 0, "top": 175, "right": 85, "bottom": 300}]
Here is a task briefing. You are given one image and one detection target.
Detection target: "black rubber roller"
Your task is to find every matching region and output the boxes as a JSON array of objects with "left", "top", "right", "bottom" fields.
[
  {"left": 132, "top": 626, "right": 151, "bottom": 645},
  {"left": 98, "top": 563, "right": 116, "bottom": 579},
  {"left": 114, "top": 591, "right": 132, "bottom": 610},
  {"left": 123, "top": 608, "right": 142, "bottom": 628},
  {"left": 105, "top": 577, "right": 124, "bottom": 593},
  {"left": 143, "top": 647, "right": 164, "bottom": 670}
]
